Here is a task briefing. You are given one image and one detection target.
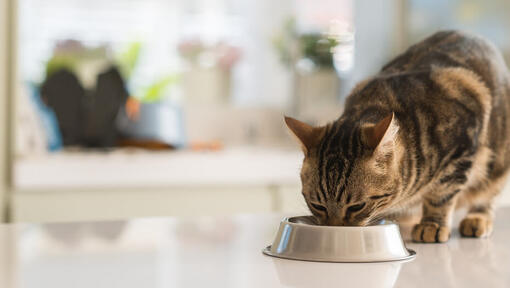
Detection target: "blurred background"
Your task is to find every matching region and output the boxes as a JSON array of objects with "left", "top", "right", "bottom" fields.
[{"left": 1, "top": 0, "right": 510, "bottom": 223}]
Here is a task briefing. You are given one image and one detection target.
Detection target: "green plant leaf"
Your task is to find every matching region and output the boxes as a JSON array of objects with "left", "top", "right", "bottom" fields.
[
  {"left": 116, "top": 42, "right": 142, "bottom": 79},
  {"left": 141, "top": 74, "right": 180, "bottom": 103},
  {"left": 45, "top": 55, "right": 78, "bottom": 79}
]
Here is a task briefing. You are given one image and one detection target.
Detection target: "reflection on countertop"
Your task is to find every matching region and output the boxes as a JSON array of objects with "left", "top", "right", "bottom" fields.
[
  {"left": 0, "top": 209, "right": 509, "bottom": 288},
  {"left": 271, "top": 258, "right": 403, "bottom": 288}
]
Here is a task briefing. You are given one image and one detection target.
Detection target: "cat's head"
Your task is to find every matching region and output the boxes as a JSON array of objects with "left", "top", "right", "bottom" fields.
[{"left": 285, "top": 113, "right": 404, "bottom": 226}]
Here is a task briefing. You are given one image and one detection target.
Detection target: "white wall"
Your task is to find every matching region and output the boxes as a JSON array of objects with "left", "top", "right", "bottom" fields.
[{"left": 350, "top": 0, "right": 403, "bottom": 85}]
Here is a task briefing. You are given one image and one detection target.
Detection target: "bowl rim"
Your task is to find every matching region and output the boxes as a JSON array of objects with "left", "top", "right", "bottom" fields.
[
  {"left": 262, "top": 245, "right": 417, "bottom": 263},
  {"left": 283, "top": 216, "right": 397, "bottom": 230}
]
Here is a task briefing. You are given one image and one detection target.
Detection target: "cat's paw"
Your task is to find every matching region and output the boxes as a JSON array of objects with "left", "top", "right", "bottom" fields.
[
  {"left": 412, "top": 222, "right": 450, "bottom": 243},
  {"left": 459, "top": 214, "right": 493, "bottom": 238}
]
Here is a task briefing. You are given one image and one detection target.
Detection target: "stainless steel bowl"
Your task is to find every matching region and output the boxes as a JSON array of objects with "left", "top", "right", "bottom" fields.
[{"left": 263, "top": 216, "right": 416, "bottom": 263}]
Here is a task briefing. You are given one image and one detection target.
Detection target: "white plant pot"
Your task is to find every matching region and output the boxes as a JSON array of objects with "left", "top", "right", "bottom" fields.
[
  {"left": 181, "top": 66, "right": 231, "bottom": 105},
  {"left": 295, "top": 69, "right": 340, "bottom": 113}
]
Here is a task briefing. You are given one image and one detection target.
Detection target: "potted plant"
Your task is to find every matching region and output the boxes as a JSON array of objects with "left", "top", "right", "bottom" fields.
[
  {"left": 273, "top": 18, "right": 354, "bottom": 116},
  {"left": 178, "top": 39, "right": 242, "bottom": 105}
]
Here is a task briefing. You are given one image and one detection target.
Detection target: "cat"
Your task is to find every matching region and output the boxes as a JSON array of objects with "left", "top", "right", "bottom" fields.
[{"left": 285, "top": 30, "right": 510, "bottom": 243}]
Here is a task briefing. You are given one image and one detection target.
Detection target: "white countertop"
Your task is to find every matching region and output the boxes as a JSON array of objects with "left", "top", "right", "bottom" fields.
[
  {"left": 1, "top": 209, "right": 509, "bottom": 288},
  {"left": 14, "top": 147, "right": 302, "bottom": 190}
]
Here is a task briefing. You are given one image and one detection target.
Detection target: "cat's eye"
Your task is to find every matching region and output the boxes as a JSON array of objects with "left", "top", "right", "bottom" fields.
[
  {"left": 310, "top": 202, "right": 327, "bottom": 213},
  {"left": 347, "top": 202, "right": 366, "bottom": 213}
]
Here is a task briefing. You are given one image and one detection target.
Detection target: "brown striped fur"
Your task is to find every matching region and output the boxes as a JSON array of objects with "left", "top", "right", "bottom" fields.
[{"left": 285, "top": 31, "right": 510, "bottom": 243}]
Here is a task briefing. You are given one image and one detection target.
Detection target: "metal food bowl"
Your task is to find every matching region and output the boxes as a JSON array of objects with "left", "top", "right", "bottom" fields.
[{"left": 263, "top": 216, "right": 416, "bottom": 263}]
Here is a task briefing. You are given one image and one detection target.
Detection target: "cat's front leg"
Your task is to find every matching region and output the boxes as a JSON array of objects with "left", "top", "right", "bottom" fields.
[{"left": 412, "top": 188, "right": 460, "bottom": 243}]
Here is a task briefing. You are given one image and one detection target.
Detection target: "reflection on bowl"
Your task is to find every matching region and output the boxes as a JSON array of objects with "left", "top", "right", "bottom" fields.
[{"left": 263, "top": 215, "right": 416, "bottom": 263}]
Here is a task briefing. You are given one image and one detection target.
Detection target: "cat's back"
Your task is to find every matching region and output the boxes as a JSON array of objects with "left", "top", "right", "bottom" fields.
[
  {"left": 381, "top": 30, "right": 509, "bottom": 86},
  {"left": 374, "top": 31, "right": 510, "bottom": 181},
  {"left": 347, "top": 31, "right": 507, "bottom": 111}
]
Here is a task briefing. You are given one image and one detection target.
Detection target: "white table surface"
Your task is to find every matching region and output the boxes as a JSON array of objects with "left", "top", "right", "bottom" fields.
[{"left": 1, "top": 209, "right": 509, "bottom": 288}]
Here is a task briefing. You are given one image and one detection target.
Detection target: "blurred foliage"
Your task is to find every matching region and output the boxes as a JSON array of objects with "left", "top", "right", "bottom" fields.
[
  {"left": 272, "top": 18, "right": 299, "bottom": 67},
  {"left": 300, "top": 34, "right": 338, "bottom": 69},
  {"left": 140, "top": 74, "right": 180, "bottom": 103},
  {"left": 116, "top": 42, "right": 142, "bottom": 80},
  {"left": 44, "top": 41, "right": 109, "bottom": 81},
  {"left": 272, "top": 17, "right": 339, "bottom": 69},
  {"left": 45, "top": 55, "right": 78, "bottom": 79},
  {"left": 43, "top": 40, "right": 181, "bottom": 103}
]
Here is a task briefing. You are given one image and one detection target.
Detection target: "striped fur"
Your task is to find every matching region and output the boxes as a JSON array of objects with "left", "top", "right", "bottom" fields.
[{"left": 287, "top": 31, "right": 510, "bottom": 242}]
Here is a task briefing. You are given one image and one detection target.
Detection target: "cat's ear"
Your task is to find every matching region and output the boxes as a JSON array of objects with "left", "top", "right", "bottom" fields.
[
  {"left": 284, "top": 116, "right": 324, "bottom": 153},
  {"left": 362, "top": 113, "right": 398, "bottom": 150}
]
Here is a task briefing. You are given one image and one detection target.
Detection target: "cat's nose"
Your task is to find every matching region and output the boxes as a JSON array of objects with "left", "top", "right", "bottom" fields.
[{"left": 325, "top": 217, "right": 344, "bottom": 226}]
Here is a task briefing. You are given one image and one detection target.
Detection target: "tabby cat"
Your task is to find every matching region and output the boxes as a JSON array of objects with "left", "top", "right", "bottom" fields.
[{"left": 285, "top": 31, "right": 510, "bottom": 243}]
